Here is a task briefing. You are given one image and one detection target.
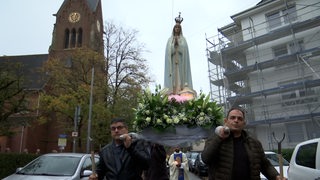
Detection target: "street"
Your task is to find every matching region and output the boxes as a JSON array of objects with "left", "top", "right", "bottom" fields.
[{"left": 187, "top": 171, "right": 208, "bottom": 180}]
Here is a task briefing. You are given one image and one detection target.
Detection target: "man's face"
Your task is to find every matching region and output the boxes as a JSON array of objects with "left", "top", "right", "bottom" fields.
[
  {"left": 110, "top": 122, "right": 128, "bottom": 140},
  {"left": 224, "top": 109, "right": 246, "bottom": 133}
]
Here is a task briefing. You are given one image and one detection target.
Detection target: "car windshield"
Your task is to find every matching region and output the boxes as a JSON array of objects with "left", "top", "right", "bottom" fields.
[
  {"left": 17, "top": 155, "right": 81, "bottom": 176},
  {"left": 266, "top": 153, "right": 289, "bottom": 166}
]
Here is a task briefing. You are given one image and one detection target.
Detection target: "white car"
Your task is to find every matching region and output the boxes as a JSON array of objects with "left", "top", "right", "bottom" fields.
[
  {"left": 260, "top": 151, "right": 289, "bottom": 180},
  {"left": 3, "top": 153, "right": 99, "bottom": 180},
  {"left": 288, "top": 138, "right": 320, "bottom": 180}
]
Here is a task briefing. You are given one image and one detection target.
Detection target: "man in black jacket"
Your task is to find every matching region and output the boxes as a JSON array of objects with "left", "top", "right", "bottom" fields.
[
  {"left": 202, "top": 107, "right": 287, "bottom": 180},
  {"left": 91, "top": 118, "right": 150, "bottom": 180},
  {"left": 144, "top": 143, "right": 169, "bottom": 180}
]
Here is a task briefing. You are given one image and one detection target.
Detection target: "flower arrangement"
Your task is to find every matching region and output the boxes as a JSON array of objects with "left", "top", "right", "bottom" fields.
[{"left": 132, "top": 85, "right": 223, "bottom": 132}]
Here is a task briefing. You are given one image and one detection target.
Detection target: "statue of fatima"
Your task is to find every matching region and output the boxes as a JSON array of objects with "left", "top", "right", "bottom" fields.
[{"left": 164, "top": 12, "right": 194, "bottom": 95}]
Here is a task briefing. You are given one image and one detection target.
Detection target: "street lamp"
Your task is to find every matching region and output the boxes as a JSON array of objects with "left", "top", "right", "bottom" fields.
[{"left": 86, "top": 66, "right": 94, "bottom": 153}]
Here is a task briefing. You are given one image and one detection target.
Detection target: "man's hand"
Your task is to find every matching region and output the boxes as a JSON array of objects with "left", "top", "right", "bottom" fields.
[
  {"left": 275, "top": 175, "right": 287, "bottom": 180},
  {"left": 174, "top": 160, "right": 181, "bottom": 167},
  {"left": 120, "top": 134, "right": 132, "bottom": 148},
  {"left": 89, "top": 173, "right": 98, "bottom": 180},
  {"left": 215, "top": 126, "right": 230, "bottom": 139}
]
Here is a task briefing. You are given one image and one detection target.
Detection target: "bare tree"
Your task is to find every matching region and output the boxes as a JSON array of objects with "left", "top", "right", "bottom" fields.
[{"left": 104, "top": 21, "right": 152, "bottom": 116}]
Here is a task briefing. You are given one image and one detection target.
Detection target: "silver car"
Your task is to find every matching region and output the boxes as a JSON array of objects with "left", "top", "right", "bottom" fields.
[
  {"left": 260, "top": 151, "right": 289, "bottom": 180},
  {"left": 3, "top": 153, "right": 99, "bottom": 180}
]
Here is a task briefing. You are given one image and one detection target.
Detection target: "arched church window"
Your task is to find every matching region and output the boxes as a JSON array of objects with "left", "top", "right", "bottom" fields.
[
  {"left": 77, "top": 28, "right": 83, "bottom": 47},
  {"left": 64, "top": 29, "right": 70, "bottom": 49},
  {"left": 71, "top": 28, "right": 77, "bottom": 48}
]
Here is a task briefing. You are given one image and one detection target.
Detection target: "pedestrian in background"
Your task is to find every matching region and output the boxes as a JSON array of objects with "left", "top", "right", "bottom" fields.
[
  {"left": 144, "top": 143, "right": 169, "bottom": 180},
  {"left": 168, "top": 147, "right": 189, "bottom": 180}
]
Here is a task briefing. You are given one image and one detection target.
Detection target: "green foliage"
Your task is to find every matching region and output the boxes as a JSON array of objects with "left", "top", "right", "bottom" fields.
[
  {"left": 0, "top": 153, "right": 39, "bottom": 179},
  {"left": 281, "top": 148, "right": 294, "bottom": 161},
  {"left": 268, "top": 148, "right": 294, "bottom": 162},
  {"left": 38, "top": 48, "right": 111, "bottom": 150},
  {"left": 0, "top": 61, "right": 29, "bottom": 135},
  {"left": 133, "top": 85, "right": 223, "bottom": 132}
]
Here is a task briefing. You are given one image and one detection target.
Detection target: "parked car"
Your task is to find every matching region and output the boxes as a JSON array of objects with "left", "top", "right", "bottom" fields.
[
  {"left": 260, "top": 151, "right": 289, "bottom": 180},
  {"left": 3, "top": 153, "right": 99, "bottom": 180},
  {"left": 194, "top": 152, "right": 208, "bottom": 177},
  {"left": 187, "top": 151, "right": 199, "bottom": 172},
  {"left": 288, "top": 138, "right": 320, "bottom": 180}
]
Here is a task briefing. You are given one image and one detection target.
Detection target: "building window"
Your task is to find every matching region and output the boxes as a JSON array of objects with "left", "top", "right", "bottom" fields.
[
  {"left": 64, "top": 29, "right": 70, "bottom": 49},
  {"left": 279, "top": 77, "right": 318, "bottom": 107},
  {"left": 282, "top": 92, "right": 296, "bottom": 100},
  {"left": 266, "top": 11, "right": 281, "bottom": 29},
  {"left": 273, "top": 39, "right": 304, "bottom": 58},
  {"left": 71, "top": 28, "right": 76, "bottom": 48},
  {"left": 77, "top": 28, "right": 83, "bottom": 47},
  {"left": 273, "top": 44, "right": 288, "bottom": 57},
  {"left": 289, "top": 40, "right": 304, "bottom": 54},
  {"left": 287, "top": 123, "right": 304, "bottom": 143},
  {"left": 305, "top": 121, "right": 320, "bottom": 139},
  {"left": 266, "top": 4, "right": 297, "bottom": 29},
  {"left": 283, "top": 5, "right": 297, "bottom": 24}
]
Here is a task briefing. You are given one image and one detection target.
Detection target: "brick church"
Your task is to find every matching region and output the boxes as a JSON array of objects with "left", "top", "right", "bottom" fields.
[{"left": 0, "top": 0, "right": 104, "bottom": 153}]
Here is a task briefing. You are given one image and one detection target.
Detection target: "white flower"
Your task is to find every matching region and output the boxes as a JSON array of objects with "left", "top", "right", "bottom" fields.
[
  {"left": 173, "top": 117, "right": 180, "bottom": 124},
  {"left": 156, "top": 119, "right": 162, "bottom": 124},
  {"left": 166, "top": 118, "right": 173, "bottom": 124},
  {"left": 145, "top": 110, "right": 150, "bottom": 115},
  {"left": 132, "top": 85, "right": 223, "bottom": 131}
]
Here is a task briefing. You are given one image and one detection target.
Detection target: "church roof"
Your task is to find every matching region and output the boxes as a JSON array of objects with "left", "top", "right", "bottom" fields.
[
  {"left": 60, "top": 0, "right": 100, "bottom": 13},
  {"left": 0, "top": 54, "right": 48, "bottom": 90},
  {"left": 86, "top": 0, "right": 100, "bottom": 12}
]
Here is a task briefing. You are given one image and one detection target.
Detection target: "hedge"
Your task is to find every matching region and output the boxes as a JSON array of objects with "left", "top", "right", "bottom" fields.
[{"left": 0, "top": 153, "right": 39, "bottom": 179}]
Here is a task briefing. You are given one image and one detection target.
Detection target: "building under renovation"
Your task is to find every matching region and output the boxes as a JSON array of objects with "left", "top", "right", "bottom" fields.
[{"left": 206, "top": 0, "right": 320, "bottom": 150}]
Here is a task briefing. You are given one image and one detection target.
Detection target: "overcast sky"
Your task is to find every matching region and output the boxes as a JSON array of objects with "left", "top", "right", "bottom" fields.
[{"left": 0, "top": 0, "right": 259, "bottom": 94}]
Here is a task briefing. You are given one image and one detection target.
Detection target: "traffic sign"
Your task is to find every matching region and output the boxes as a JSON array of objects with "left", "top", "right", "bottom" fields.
[{"left": 72, "top": 131, "right": 78, "bottom": 137}]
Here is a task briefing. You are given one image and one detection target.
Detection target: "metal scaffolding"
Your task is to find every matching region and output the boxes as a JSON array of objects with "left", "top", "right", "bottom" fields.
[{"left": 206, "top": 0, "right": 320, "bottom": 148}]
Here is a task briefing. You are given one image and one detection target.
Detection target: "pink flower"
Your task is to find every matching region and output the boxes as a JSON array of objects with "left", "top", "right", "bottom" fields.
[{"left": 168, "top": 94, "right": 190, "bottom": 103}]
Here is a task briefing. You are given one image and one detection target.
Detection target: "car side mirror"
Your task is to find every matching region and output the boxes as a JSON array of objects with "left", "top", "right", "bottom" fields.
[
  {"left": 15, "top": 167, "right": 23, "bottom": 173},
  {"left": 81, "top": 170, "right": 93, "bottom": 177}
]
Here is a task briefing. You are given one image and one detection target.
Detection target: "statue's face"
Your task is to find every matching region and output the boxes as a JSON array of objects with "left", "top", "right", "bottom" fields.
[{"left": 174, "top": 25, "right": 181, "bottom": 34}]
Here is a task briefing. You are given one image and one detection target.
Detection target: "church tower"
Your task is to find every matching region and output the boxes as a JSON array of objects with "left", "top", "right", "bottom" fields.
[
  {"left": 0, "top": 0, "right": 105, "bottom": 154},
  {"left": 49, "top": 0, "right": 104, "bottom": 59}
]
